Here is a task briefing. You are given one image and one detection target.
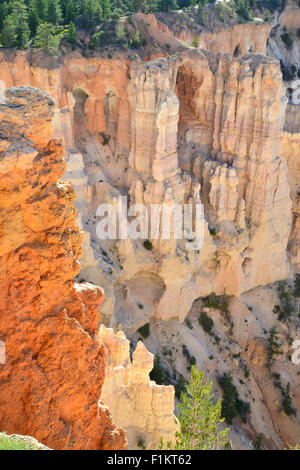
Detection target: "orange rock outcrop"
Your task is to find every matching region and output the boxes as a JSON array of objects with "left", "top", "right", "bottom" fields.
[{"left": 0, "top": 87, "right": 126, "bottom": 450}]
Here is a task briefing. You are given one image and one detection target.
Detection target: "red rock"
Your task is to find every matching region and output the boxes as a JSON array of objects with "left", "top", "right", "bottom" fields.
[{"left": 0, "top": 87, "right": 127, "bottom": 450}]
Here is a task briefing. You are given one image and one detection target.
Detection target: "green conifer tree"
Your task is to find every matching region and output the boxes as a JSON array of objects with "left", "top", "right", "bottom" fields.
[
  {"left": 159, "top": 0, "right": 177, "bottom": 12},
  {"left": 66, "top": 20, "right": 77, "bottom": 44},
  {"left": 47, "top": 0, "right": 62, "bottom": 25},
  {"left": 35, "top": 21, "right": 60, "bottom": 54},
  {"left": 65, "top": 0, "right": 76, "bottom": 23},
  {"left": 175, "top": 366, "right": 229, "bottom": 450},
  {"left": 1, "top": 14, "right": 17, "bottom": 46},
  {"left": 100, "top": 0, "right": 111, "bottom": 20}
]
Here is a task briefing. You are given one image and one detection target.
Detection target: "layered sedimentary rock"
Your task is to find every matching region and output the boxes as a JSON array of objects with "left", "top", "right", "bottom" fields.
[
  {"left": 0, "top": 45, "right": 292, "bottom": 331},
  {"left": 112, "top": 51, "right": 291, "bottom": 329},
  {"left": 99, "top": 325, "right": 178, "bottom": 449},
  {"left": 0, "top": 2, "right": 299, "bottom": 450},
  {"left": 0, "top": 87, "right": 126, "bottom": 450},
  {"left": 133, "top": 12, "right": 271, "bottom": 57},
  {"left": 281, "top": 106, "right": 300, "bottom": 270}
]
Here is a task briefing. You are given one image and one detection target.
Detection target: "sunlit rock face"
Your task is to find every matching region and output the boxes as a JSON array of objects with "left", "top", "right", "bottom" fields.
[
  {"left": 99, "top": 325, "right": 179, "bottom": 449},
  {"left": 0, "top": 45, "right": 292, "bottom": 332},
  {"left": 0, "top": 87, "right": 127, "bottom": 450},
  {"left": 0, "top": 3, "right": 299, "bottom": 451}
]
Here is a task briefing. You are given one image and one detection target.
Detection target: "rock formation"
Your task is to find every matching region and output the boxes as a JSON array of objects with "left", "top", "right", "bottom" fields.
[
  {"left": 0, "top": 1, "right": 300, "bottom": 449},
  {"left": 0, "top": 86, "right": 126, "bottom": 450},
  {"left": 0, "top": 42, "right": 292, "bottom": 331},
  {"left": 99, "top": 325, "right": 178, "bottom": 449}
]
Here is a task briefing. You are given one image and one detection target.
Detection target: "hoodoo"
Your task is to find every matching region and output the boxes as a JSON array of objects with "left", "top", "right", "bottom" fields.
[{"left": 1, "top": 0, "right": 300, "bottom": 451}]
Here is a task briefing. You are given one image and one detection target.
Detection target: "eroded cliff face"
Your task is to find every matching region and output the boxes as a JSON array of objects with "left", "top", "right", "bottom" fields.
[
  {"left": 0, "top": 3, "right": 300, "bottom": 449},
  {"left": 0, "top": 87, "right": 126, "bottom": 450},
  {"left": 0, "top": 40, "right": 293, "bottom": 330}
]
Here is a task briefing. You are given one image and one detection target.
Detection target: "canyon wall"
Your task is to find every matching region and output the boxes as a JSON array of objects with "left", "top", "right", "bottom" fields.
[
  {"left": 0, "top": 41, "right": 293, "bottom": 332},
  {"left": 0, "top": 86, "right": 127, "bottom": 450},
  {"left": 0, "top": 85, "right": 179, "bottom": 450},
  {"left": 0, "top": 3, "right": 299, "bottom": 450}
]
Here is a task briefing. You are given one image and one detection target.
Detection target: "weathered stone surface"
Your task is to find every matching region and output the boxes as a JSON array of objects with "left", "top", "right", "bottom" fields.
[
  {"left": 99, "top": 325, "right": 178, "bottom": 449},
  {"left": 0, "top": 48, "right": 292, "bottom": 329},
  {"left": 0, "top": 87, "right": 126, "bottom": 450}
]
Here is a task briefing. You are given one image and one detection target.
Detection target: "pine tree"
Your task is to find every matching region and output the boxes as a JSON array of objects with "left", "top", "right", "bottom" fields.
[
  {"left": 84, "top": 0, "right": 102, "bottom": 27},
  {"left": 159, "top": 0, "right": 177, "bottom": 12},
  {"left": 47, "top": 0, "right": 62, "bottom": 25},
  {"left": 7, "top": 0, "right": 30, "bottom": 48},
  {"left": 192, "top": 35, "right": 200, "bottom": 49},
  {"left": 28, "top": 4, "right": 39, "bottom": 35},
  {"left": 0, "top": 1, "right": 9, "bottom": 31},
  {"left": 33, "top": 0, "right": 48, "bottom": 22},
  {"left": 266, "top": 326, "right": 283, "bottom": 369},
  {"left": 1, "top": 14, "right": 17, "bottom": 46},
  {"left": 174, "top": 365, "right": 229, "bottom": 450},
  {"left": 66, "top": 20, "right": 77, "bottom": 44},
  {"left": 65, "top": 0, "right": 76, "bottom": 23},
  {"left": 147, "top": 0, "right": 159, "bottom": 12},
  {"left": 132, "top": 0, "right": 148, "bottom": 12},
  {"left": 35, "top": 21, "right": 60, "bottom": 54},
  {"left": 100, "top": 0, "right": 111, "bottom": 20}
]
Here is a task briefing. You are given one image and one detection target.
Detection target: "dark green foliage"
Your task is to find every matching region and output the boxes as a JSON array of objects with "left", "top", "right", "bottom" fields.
[
  {"left": 101, "top": 0, "right": 111, "bottom": 20},
  {"left": 137, "top": 434, "right": 146, "bottom": 449},
  {"left": 266, "top": 326, "right": 283, "bottom": 369},
  {"left": 66, "top": 21, "right": 77, "bottom": 45},
  {"left": 65, "top": 0, "right": 76, "bottom": 23},
  {"left": 243, "top": 365, "right": 250, "bottom": 379},
  {"left": 175, "top": 373, "right": 186, "bottom": 399},
  {"left": 199, "top": 311, "right": 214, "bottom": 334},
  {"left": 159, "top": 0, "right": 178, "bottom": 12},
  {"left": 254, "top": 433, "right": 263, "bottom": 450},
  {"left": 0, "top": 0, "right": 284, "bottom": 53},
  {"left": 280, "top": 60, "right": 295, "bottom": 82},
  {"left": 143, "top": 239, "right": 153, "bottom": 251},
  {"left": 185, "top": 318, "right": 193, "bottom": 329},
  {"left": 129, "top": 29, "right": 140, "bottom": 48},
  {"left": 282, "top": 383, "right": 296, "bottom": 416},
  {"left": 281, "top": 32, "right": 293, "bottom": 49},
  {"left": 149, "top": 355, "right": 165, "bottom": 384},
  {"left": 1, "top": 0, "right": 30, "bottom": 47},
  {"left": 0, "top": 2, "right": 9, "bottom": 31},
  {"left": 47, "top": 0, "right": 62, "bottom": 25},
  {"left": 187, "top": 355, "right": 196, "bottom": 371},
  {"left": 138, "top": 322, "right": 150, "bottom": 338},
  {"left": 236, "top": 0, "right": 253, "bottom": 20},
  {"left": 182, "top": 344, "right": 197, "bottom": 371},
  {"left": 203, "top": 292, "right": 219, "bottom": 309},
  {"left": 274, "top": 280, "right": 295, "bottom": 322},
  {"left": 34, "top": 21, "right": 60, "bottom": 54},
  {"left": 294, "top": 274, "right": 300, "bottom": 297},
  {"left": 219, "top": 373, "right": 251, "bottom": 424},
  {"left": 132, "top": 0, "right": 148, "bottom": 12}
]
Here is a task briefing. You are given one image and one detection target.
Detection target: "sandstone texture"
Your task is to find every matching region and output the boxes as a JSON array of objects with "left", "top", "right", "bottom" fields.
[
  {"left": 0, "top": 87, "right": 126, "bottom": 450},
  {"left": 99, "top": 325, "right": 178, "bottom": 449},
  {"left": 0, "top": 1, "right": 299, "bottom": 450},
  {"left": 0, "top": 37, "right": 293, "bottom": 331}
]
